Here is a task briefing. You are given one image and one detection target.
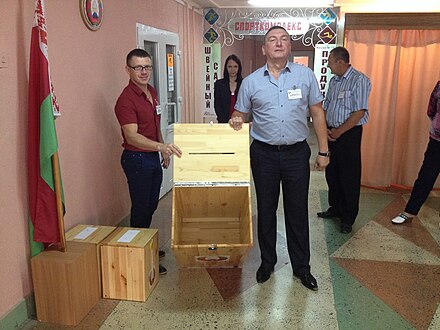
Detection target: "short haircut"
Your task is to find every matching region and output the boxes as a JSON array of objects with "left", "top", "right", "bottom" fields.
[
  {"left": 126, "top": 49, "right": 151, "bottom": 65},
  {"left": 330, "top": 47, "right": 350, "bottom": 64},
  {"left": 223, "top": 54, "right": 243, "bottom": 82},
  {"left": 264, "top": 26, "right": 290, "bottom": 42}
]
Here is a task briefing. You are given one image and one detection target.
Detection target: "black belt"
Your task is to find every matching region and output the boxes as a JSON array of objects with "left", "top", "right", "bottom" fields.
[{"left": 254, "top": 139, "right": 305, "bottom": 151}]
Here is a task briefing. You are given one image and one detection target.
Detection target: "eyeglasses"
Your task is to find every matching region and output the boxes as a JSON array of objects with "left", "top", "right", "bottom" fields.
[{"left": 128, "top": 65, "right": 154, "bottom": 72}]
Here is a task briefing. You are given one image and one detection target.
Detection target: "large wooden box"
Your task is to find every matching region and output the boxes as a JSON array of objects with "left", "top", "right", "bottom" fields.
[
  {"left": 31, "top": 241, "right": 100, "bottom": 326},
  {"left": 66, "top": 224, "right": 116, "bottom": 296},
  {"left": 172, "top": 123, "right": 253, "bottom": 268},
  {"left": 100, "top": 227, "right": 159, "bottom": 302}
]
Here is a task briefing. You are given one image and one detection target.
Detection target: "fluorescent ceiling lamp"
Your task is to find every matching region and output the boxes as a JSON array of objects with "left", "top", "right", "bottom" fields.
[{"left": 248, "top": 0, "right": 334, "bottom": 7}]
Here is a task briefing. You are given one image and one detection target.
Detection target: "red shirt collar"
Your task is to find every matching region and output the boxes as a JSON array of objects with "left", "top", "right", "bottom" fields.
[{"left": 128, "top": 79, "right": 153, "bottom": 97}]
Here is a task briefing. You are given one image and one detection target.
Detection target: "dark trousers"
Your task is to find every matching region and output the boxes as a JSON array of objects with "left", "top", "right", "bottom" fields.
[
  {"left": 251, "top": 139, "right": 311, "bottom": 275},
  {"left": 405, "top": 137, "right": 440, "bottom": 215},
  {"left": 121, "top": 149, "right": 163, "bottom": 228},
  {"left": 326, "top": 125, "right": 363, "bottom": 226}
]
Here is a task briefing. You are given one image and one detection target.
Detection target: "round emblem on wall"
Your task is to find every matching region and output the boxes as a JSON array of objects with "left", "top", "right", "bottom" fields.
[{"left": 80, "top": 0, "right": 103, "bottom": 31}]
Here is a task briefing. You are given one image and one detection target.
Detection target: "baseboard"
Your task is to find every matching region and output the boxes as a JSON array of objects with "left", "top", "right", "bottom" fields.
[{"left": 0, "top": 294, "right": 36, "bottom": 329}]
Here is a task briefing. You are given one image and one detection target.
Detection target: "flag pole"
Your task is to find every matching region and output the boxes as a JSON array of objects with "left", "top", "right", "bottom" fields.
[{"left": 52, "top": 151, "right": 66, "bottom": 252}]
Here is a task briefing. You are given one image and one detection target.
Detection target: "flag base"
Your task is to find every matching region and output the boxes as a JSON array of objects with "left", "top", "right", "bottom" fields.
[{"left": 31, "top": 241, "right": 100, "bottom": 326}]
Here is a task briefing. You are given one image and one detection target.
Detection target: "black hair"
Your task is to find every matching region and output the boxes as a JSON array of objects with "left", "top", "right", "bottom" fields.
[
  {"left": 264, "top": 26, "right": 290, "bottom": 42},
  {"left": 126, "top": 49, "right": 151, "bottom": 65},
  {"left": 223, "top": 54, "right": 243, "bottom": 82},
  {"left": 330, "top": 47, "right": 350, "bottom": 64}
]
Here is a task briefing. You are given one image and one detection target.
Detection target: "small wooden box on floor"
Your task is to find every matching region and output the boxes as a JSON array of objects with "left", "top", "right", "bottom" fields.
[
  {"left": 65, "top": 224, "right": 116, "bottom": 296},
  {"left": 172, "top": 123, "right": 253, "bottom": 268},
  {"left": 100, "top": 227, "right": 159, "bottom": 302},
  {"left": 31, "top": 241, "right": 100, "bottom": 326}
]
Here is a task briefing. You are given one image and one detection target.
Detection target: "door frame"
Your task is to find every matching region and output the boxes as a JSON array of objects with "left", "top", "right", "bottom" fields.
[{"left": 136, "top": 23, "right": 181, "bottom": 198}]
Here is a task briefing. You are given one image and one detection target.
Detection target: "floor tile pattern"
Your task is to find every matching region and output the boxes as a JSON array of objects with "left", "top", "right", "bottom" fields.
[{"left": 20, "top": 131, "right": 439, "bottom": 329}]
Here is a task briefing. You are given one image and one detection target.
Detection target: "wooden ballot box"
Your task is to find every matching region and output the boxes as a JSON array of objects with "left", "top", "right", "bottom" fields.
[
  {"left": 66, "top": 224, "right": 116, "bottom": 296},
  {"left": 100, "top": 227, "right": 159, "bottom": 302},
  {"left": 172, "top": 123, "right": 253, "bottom": 268},
  {"left": 31, "top": 241, "right": 100, "bottom": 326}
]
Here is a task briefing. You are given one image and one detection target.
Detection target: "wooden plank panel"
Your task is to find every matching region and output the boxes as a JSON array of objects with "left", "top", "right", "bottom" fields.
[
  {"left": 182, "top": 223, "right": 240, "bottom": 230},
  {"left": 65, "top": 224, "right": 116, "bottom": 243},
  {"left": 172, "top": 245, "right": 251, "bottom": 268},
  {"left": 183, "top": 217, "right": 239, "bottom": 223},
  {"left": 101, "top": 227, "right": 157, "bottom": 248},
  {"left": 173, "top": 123, "right": 250, "bottom": 183},
  {"left": 171, "top": 131, "right": 253, "bottom": 267},
  {"left": 65, "top": 225, "right": 117, "bottom": 297},
  {"left": 31, "top": 242, "right": 100, "bottom": 325},
  {"left": 239, "top": 186, "right": 253, "bottom": 244},
  {"left": 101, "top": 229, "right": 158, "bottom": 302},
  {"left": 176, "top": 186, "right": 249, "bottom": 218},
  {"left": 180, "top": 228, "right": 241, "bottom": 245}
]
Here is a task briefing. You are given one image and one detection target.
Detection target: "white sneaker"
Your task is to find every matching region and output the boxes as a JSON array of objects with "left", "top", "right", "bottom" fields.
[{"left": 391, "top": 213, "right": 412, "bottom": 224}]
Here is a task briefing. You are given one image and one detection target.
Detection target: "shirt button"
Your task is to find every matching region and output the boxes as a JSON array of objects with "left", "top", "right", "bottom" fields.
[{"left": 280, "top": 90, "right": 282, "bottom": 92}]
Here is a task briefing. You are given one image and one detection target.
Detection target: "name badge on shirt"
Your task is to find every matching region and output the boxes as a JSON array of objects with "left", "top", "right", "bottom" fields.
[
  {"left": 155, "top": 105, "right": 162, "bottom": 115},
  {"left": 338, "top": 91, "right": 350, "bottom": 99},
  {"left": 288, "top": 89, "right": 302, "bottom": 100}
]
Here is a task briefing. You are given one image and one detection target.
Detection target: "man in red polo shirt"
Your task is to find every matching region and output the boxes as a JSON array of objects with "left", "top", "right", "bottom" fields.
[{"left": 115, "top": 49, "right": 182, "bottom": 275}]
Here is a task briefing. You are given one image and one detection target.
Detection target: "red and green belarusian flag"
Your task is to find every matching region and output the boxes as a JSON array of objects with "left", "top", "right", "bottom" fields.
[{"left": 28, "top": 0, "right": 64, "bottom": 256}]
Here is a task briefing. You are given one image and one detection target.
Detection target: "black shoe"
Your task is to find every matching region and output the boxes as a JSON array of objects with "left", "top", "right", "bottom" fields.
[
  {"left": 294, "top": 272, "right": 318, "bottom": 291},
  {"left": 317, "top": 207, "right": 341, "bottom": 219},
  {"left": 340, "top": 224, "right": 352, "bottom": 234},
  {"left": 159, "top": 250, "right": 165, "bottom": 259},
  {"left": 256, "top": 265, "right": 274, "bottom": 283},
  {"left": 159, "top": 264, "right": 167, "bottom": 275}
]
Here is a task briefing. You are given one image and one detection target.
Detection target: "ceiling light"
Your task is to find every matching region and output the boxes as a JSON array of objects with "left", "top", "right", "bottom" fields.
[{"left": 248, "top": 0, "right": 334, "bottom": 7}]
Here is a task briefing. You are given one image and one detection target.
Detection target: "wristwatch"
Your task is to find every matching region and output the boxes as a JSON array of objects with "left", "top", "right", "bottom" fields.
[{"left": 318, "top": 151, "right": 331, "bottom": 157}]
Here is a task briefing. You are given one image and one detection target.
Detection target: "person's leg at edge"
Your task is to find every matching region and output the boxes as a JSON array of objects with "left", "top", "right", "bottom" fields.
[
  {"left": 122, "top": 151, "right": 167, "bottom": 274},
  {"left": 251, "top": 141, "right": 281, "bottom": 282},
  {"left": 281, "top": 141, "right": 311, "bottom": 275},
  {"left": 121, "top": 150, "right": 153, "bottom": 228},
  {"left": 338, "top": 126, "right": 362, "bottom": 233},
  {"left": 281, "top": 142, "right": 317, "bottom": 290},
  {"left": 392, "top": 138, "right": 440, "bottom": 224},
  {"left": 405, "top": 138, "right": 440, "bottom": 215}
]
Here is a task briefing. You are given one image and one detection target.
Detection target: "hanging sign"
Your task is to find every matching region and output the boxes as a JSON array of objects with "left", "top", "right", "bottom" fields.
[
  {"left": 203, "top": 43, "right": 221, "bottom": 121},
  {"left": 167, "top": 53, "right": 174, "bottom": 92},
  {"left": 313, "top": 43, "right": 336, "bottom": 98},
  {"left": 228, "top": 18, "right": 310, "bottom": 36}
]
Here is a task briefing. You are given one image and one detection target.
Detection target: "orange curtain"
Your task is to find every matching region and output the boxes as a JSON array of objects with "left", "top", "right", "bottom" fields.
[{"left": 345, "top": 30, "right": 440, "bottom": 188}]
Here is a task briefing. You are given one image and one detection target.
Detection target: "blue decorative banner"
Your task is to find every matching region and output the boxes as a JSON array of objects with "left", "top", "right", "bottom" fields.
[
  {"left": 319, "top": 8, "right": 337, "bottom": 25},
  {"left": 318, "top": 26, "right": 336, "bottom": 43},
  {"left": 204, "top": 9, "right": 219, "bottom": 25},
  {"left": 204, "top": 28, "right": 219, "bottom": 43}
]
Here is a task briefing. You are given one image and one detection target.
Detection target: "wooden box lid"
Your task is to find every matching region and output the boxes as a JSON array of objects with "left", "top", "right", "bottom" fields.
[
  {"left": 65, "top": 224, "right": 116, "bottom": 244},
  {"left": 100, "top": 227, "right": 157, "bottom": 248},
  {"left": 173, "top": 123, "right": 250, "bottom": 184}
]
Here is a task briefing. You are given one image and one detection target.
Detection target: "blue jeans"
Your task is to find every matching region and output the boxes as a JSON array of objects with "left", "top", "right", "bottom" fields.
[{"left": 121, "top": 149, "right": 163, "bottom": 228}]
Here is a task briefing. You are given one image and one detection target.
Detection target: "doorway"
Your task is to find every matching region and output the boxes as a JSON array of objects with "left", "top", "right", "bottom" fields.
[{"left": 136, "top": 23, "right": 181, "bottom": 198}]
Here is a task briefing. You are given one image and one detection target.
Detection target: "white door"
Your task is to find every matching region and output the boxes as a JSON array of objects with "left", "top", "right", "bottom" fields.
[{"left": 137, "top": 24, "right": 181, "bottom": 198}]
